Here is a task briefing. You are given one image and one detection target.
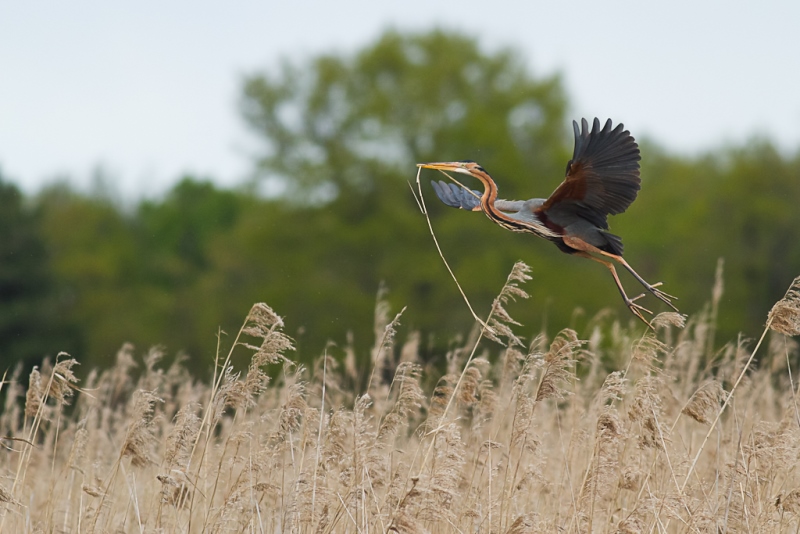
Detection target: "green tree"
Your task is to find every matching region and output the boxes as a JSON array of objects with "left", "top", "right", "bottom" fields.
[
  {"left": 239, "top": 29, "right": 573, "bottom": 355},
  {"left": 37, "top": 178, "right": 248, "bottom": 369},
  {"left": 36, "top": 183, "right": 140, "bottom": 369},
  {"left": 0, "top": 173, "right": 78, "bottom": 370},
  {"left": 21, "top": 28, "right": 800, "bottom": 375},
  {"left": 136, "top": 177, "right": 245, "bottom": 359},
  {"left": 242, "top": 30, "right": 567, "bottom": 204}
]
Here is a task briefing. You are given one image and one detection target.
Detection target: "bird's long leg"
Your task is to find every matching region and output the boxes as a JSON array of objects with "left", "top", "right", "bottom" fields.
[
  {"left": 571, "top": 251, "right": 654, "bottom": 327},
  {"left": 563, "top": 236, "right": 679, "bottom": 312},
  {"left": 599, "top": 252, "right": 678, "bottom": 311}
]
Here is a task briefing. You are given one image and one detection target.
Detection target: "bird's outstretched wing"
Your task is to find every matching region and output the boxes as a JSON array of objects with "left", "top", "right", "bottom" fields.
[
  {"left": 432, "top": 180, "right": 528, "bottom": 214},
  {"left": 538, "top": 118, "right": 641, "bottom": 229},
  {"left": 431, "top": 180, "right": 482, "bottom": 211}
]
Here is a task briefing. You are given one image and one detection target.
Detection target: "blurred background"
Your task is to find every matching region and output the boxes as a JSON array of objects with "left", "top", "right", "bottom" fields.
[{"left": 1, "top": 2, "right": 799, "bottom": 373}]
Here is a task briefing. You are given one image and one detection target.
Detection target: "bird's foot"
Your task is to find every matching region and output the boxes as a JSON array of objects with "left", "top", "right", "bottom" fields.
[
  {"left": 645, "top": 282, "right": 679, "bottom": 311},
  {"left": 626, "top": 293, "right": 655, "bottom": 328}
]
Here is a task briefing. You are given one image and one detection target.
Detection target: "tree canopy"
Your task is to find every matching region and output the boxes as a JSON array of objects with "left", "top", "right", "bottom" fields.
[
  {"left": 2, "top": 29, "right": 799, "bottom": 373},
  {"left": 241, "top": 30, "right": 568, "bottom": 205},
  {"left": 0, "top": 174, "right": 78, "bottom": 367}
]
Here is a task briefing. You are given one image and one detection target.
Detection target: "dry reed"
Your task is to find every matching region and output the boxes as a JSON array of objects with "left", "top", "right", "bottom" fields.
[{"left": 0, "top": 271, "right": 798, "bottom": 533}]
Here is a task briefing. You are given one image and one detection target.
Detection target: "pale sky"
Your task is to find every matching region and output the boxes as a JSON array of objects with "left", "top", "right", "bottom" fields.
[{"left": 1, "top": 1, "right": 798, "bottom": 197}]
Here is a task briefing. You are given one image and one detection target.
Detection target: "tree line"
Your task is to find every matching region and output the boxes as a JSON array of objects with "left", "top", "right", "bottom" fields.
[{"left": 2, "top": 29, "right": 799, "bottom": 373}]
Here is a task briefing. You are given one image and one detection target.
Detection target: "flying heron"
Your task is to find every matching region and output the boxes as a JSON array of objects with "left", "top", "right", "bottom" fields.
[{"left": 418, "top": 117, "right": 677, "bottom": 327}]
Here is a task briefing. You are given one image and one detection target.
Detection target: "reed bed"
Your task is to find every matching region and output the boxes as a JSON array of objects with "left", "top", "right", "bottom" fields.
[{"left": 1, "top": 265, "right": 799, "bottom": 533}]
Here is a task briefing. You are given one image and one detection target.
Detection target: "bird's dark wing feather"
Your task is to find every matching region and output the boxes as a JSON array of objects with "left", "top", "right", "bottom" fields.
[
  {"left": 538, "top": 118, "right": 641, "bottom": 229},
  {"left": 431, "top": 180, "right": 482, "bottom": 211}
]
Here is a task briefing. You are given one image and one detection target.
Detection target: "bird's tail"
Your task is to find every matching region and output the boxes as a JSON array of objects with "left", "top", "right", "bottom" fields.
[{"left": 599, "top": 230, "right": 624, "bottom": 256}]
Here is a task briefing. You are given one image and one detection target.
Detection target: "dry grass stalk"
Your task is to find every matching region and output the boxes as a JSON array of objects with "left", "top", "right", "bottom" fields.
[
  {"left": 66, "top": 424, "right": 89, "bottom": 474},
  {"left": 778, "top": 489, "right": 800, "bottom": 515},
  {"left": 377, "top": 362, "right": 425, "bottom": 442},
  {"left": 418, "top": 423, "right": 466, "bottom": 524},
  {"left": 426, "top": 374, "right": 457, "bottom": 430},
  {"left": 652, "top": 312, "right": 687, "bottom": 330},
  {"left": 163, "top": 403, "right": 202, "bottom": 471},
  {"left": 628, "top": 375, "right": 667, "bottom": 450},
  {"left": 121, "top": 389, "right": 164, "bottom": 468},
  {"left": 579, "top": 406, "right": 626, "bottom": 524},
  {"left": 367, "top": 286, "right": 406, "bottom": 394},
  {"left": 535, "top": 329, "right": 581, "bottom": 403},
  {"left": 682, "top": 380, "right": 727, "bottom": 424},
  {"left": 768, "top": 275, "right": 800, "bottom": 336},
  {"left": 0, "top": 485, "right": 20, "bottom": 506},
  {"left": 24, "top": 367, "right": 42, "bottom": 418},
  {"left": 630, "top": 333, "right": 669, "bottom": 373},
  {"left": 485, "top": 262, "right": 531, "bottom": 347}
]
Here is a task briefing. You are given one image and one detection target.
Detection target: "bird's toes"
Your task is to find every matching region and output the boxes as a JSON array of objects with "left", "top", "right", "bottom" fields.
[
  {"left": 649, "top": 283, "right": 677, "bottom": 301},
  {"left": 627, "top": 305, "right": 654, "bottom": 329},
  {"left": 650, "top": 287, "right": 680, "bottom": 311},
  {"left": 644, "top": 282, "right": 680, "bottom": 310},
  {"left": 627, "top": 299, "right": 653, "bottom": 316}
]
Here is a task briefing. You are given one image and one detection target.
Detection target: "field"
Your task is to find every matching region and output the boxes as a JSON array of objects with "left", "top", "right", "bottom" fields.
[{"left": 1, "top": 264, "right": 799, "bottom": 533}]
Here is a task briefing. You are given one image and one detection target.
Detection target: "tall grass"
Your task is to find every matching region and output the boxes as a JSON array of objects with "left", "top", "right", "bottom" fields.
[{"left": 1, "top": 268, "right": 799, "bottom": 533}]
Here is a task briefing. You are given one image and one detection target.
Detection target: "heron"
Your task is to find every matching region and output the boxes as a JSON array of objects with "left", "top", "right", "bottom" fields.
[{"left": 418, "top": 117, "right": 678, "bottom": 327}]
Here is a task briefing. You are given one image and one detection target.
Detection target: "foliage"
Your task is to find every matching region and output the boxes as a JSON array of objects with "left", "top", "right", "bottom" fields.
[
  {"left": 241, "top": 29, "right": 567, "bottom": 203},
  {"left": 2, "top": 29, "right": 800, "bottom": 371},
  {"left": 0, "top": 174, "right": 78, "bottom": 368}
]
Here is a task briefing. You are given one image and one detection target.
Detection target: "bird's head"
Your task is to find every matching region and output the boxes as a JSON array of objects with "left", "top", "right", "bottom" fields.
[
  {"left": 416, "top": 160, "right": 486, "bottom": 177},
  {"left": 416, "top": 161, "right": 496, "bottom": 194}
]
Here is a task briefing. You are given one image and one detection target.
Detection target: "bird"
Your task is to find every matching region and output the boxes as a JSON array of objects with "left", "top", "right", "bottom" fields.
[{"left": 417, "top": 117, "right": 678, "bottom": 327}]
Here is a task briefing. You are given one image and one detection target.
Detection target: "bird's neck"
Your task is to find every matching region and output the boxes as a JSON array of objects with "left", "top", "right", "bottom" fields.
[{"left": 479, "top": 175, "right": 498, "bottom": 212}]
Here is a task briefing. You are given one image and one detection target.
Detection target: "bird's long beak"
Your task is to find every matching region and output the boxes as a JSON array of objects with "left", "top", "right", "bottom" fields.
[{"left": 416, "top": 162, "right": 473, "bottom": 175}]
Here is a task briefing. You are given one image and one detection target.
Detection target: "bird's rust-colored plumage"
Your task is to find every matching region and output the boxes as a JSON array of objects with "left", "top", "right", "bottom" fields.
[
  {"left": 418, "top": 118, "right": 677, "bottom": 327},
  {"left": 542, "top": 119, "right": 641, "bottom": 222}
]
